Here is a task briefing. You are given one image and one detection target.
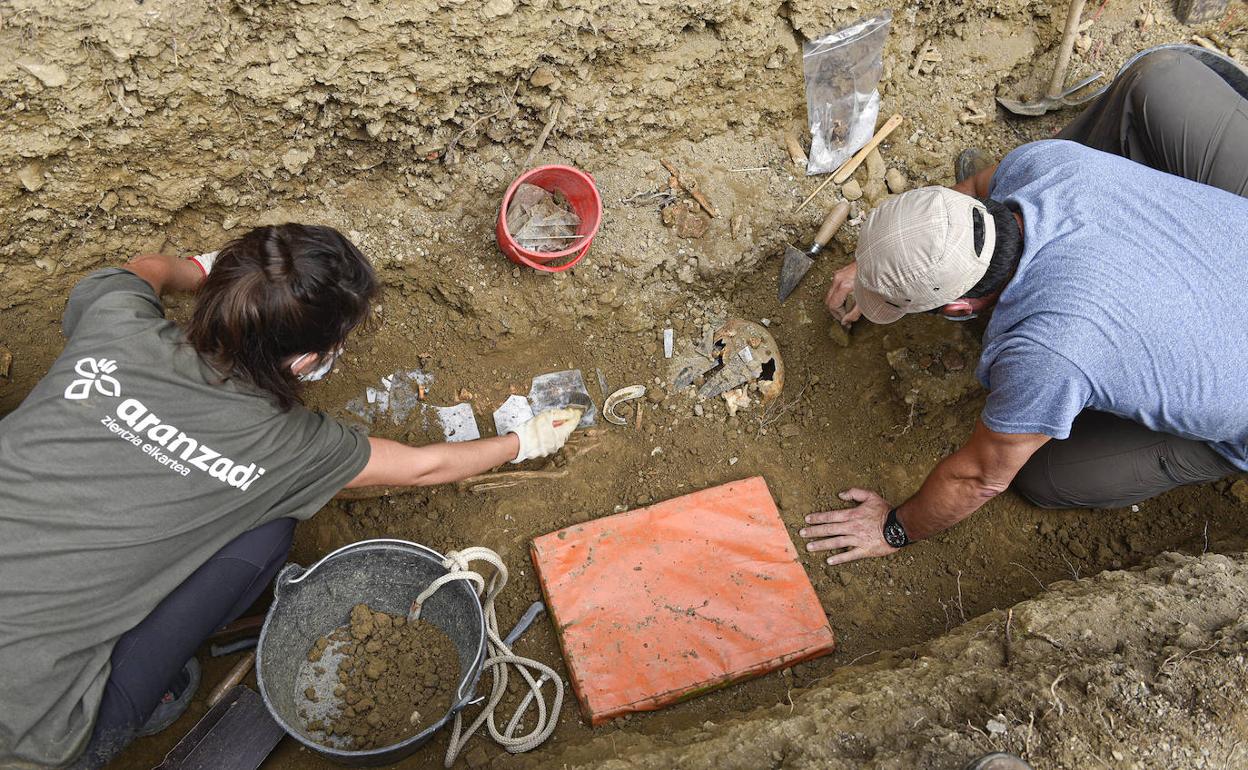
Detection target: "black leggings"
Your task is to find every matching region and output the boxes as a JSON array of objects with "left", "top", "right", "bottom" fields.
[
  {"left": 72, "top": 517, "right": 295, "bottom": 769},
  {"left": 1012, "top": 49, "right": 1247, "bottom": 509}
]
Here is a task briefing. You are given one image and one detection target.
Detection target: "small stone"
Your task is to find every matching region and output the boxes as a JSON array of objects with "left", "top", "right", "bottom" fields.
[
  {"left": 827, "top": 322, "right": 850, "bottom": 348},
  {"left": 693, "top": 403, "right": 704, "bottom": 417},
  {"left": 281, "top": 147, "right": 314, "bottom": 175},
  {"left": 17, "top": 163, "right": 45, "bottom": 192},
  {"left": 17, "top": 59, "right": 68, "bottom": 87},
  {"left": 863, "top": 179, "right": 888, "bottom": 206},
  {"left": 646, "top": 387, "right": 666, "bottom": 404},
  {"left": 1229, "top": 478, "right": 1248, "bottom": 506},
  {"left": 779, "top": 424, "right": 801, "bottom": 438},
  {"left": 941, "top": 350, "right": 965, "bottom": 372},
  {"left": 529, "top": 67, "right": 557, "bottom": 88},
  {"left": 841, "top": 179, "right": 863, "bottom": 201},
  {"left": 885, "top": 168, "right": 908, "bottom": 194},
  {"left": 482, "top": 0, "right": 514, "bottom": 16},
  {"left": 865, "top": 149, "right": 886, "bottom": 181},
  {"left": 304, "top": 687, "right": 319, "bottom": 702},
  {"left": 100, "top": 191, "right": 120, "bottom": 211},
  {"left": 365, "top": 119, "right": 386, "bottom": 138}
]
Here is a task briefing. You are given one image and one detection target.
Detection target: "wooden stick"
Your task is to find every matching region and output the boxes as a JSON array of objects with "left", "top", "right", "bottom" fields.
[
  {"left": 208, "top": 652, "right": 255, "bottom": 708},
  {"left": 794, "top": 175, "right": 836, "bottom": 213},
  {"left": 524, "top": 100, "right": 562, "bottom": 169},
  {"left": 795, "top": 153, "right": 859, "bottom": 212},
  {"left": 832, "top": 114, "right": 903, "bottom": 184},
  {"left": 1045, "top": 0, "right": 1087, "bottom": 100},
  {"left": 459, "top": 469, "right": 570, "bottom": 493}
]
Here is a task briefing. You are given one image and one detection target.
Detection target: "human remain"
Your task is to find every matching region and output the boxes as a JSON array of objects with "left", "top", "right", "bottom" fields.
[
  {"left": 0, "top": 224, "right": 581, "bottom": 768},
  {"left": 800, "top": 47, "right": 1248, "bottom": 564}
]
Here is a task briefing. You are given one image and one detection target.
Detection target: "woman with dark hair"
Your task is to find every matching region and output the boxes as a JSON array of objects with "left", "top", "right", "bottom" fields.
[{"left": 0, "top": 224, "right": 580, "bottom": 769}]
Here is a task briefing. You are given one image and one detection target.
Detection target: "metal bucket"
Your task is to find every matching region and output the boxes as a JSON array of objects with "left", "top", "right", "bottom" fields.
[{"left": 256, "top": 539, "right": 487, "bottom": 766}]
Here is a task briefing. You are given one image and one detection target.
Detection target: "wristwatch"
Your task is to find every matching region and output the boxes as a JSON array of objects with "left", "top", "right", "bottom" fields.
[{"left": 882, "top": 507, "right": 910, "bottom": 549}]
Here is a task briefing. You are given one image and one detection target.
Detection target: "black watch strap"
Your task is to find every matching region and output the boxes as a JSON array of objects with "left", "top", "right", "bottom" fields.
[{"left": 883, "top": 507, "right": 910, "bottom": 549}]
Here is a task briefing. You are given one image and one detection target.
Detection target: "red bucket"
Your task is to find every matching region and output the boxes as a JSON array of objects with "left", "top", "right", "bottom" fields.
[{"left": 497, "top": 165, "right": 602, "bottom": 273}]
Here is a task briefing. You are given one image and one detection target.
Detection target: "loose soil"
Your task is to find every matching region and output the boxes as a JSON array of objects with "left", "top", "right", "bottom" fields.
[
  {"left": 299, "top": 604, "right": 459, "bottom": 752},
  {"left": 1, "top": 0, "right": 1245, "bottom": 768}
]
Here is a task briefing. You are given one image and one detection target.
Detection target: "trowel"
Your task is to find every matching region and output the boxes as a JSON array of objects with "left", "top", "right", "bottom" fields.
[{"left": 778, "top": 202, "right": 850, "bottom": 302}]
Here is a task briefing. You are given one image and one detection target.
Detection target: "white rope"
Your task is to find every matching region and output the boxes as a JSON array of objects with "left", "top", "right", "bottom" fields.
[{"left": 410, "top": 547, "right": 564, "bottom": 767}]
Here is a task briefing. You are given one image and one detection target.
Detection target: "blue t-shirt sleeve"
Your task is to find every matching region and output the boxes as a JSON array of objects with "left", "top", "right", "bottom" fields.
[{"left": 979, "top": 338, "right": 1092, "bottom": 439}]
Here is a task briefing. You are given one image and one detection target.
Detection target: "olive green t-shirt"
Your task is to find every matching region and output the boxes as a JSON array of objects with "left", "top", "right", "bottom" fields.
[{"left": 0, "top": 269, "right": 370, "bottom": 768}]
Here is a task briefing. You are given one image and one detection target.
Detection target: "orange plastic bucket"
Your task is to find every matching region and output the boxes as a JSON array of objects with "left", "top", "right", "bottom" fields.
[{"left": 496, "top": 165, "right": 602, "bottom": 273}]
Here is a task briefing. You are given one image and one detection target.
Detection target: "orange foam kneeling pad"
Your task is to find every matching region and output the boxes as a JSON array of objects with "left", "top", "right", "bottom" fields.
[{"left": 530, "top": 476, "right": 836, "bottom": 725}]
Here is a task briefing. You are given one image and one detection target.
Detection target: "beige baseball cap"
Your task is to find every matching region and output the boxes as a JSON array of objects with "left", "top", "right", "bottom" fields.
[{"left": 852, "top": 186, "right": 996, "bottom": 324}]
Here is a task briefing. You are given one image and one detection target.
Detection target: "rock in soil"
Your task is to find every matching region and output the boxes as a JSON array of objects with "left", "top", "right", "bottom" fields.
[
  {"left": 864, "top": 149, "right": 886, "bottom": 182},
  {"left": 303, "top": 604, "right": 459, "bottom": 751},
  {"left": 885, "top": 168, "right": 909, "bottom": 194}
]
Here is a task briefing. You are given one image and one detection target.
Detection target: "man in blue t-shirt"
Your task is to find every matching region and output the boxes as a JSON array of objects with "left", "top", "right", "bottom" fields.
[{"left": 802, "top": 47, "right": 1248, "bottom": 565}]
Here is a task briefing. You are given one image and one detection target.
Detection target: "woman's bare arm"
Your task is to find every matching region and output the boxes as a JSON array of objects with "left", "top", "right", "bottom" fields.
[
  {"left": 121, "top": 254, "right": 207, "bottom": 295},
  {"left": 345, "top": 434, "right": 521, "bottom": 489}
]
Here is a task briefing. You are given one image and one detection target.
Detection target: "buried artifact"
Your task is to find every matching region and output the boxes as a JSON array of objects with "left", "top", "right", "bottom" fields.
[
  {"left": 672, "top": 319, "right": 785, "bottom": 402},
  {"left": 603, "top": 385, "right": 647, "bottom": 425}
]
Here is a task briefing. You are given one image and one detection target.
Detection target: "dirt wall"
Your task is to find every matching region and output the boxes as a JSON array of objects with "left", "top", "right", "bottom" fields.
[
  {"left": 4, "top": 1, "right": 1245, "bottom": 768},
  {"left": 1, "top": 0, "right": 1052, "bottom": 307},
  {"left": 537, "top": 548, "right": 1248, "bottom": 769}
]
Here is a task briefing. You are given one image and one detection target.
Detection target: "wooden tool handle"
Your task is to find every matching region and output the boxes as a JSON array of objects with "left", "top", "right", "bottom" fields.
[
  {"left": 812, "top": 202, "right": 851, "bottom": 249},
  {"left": 208, "top": 651, "right": 256, "bottom": 709},
  {"left": 832, "top": 114, "right": 903, "bottom": 184},
  {"left": 1046, "top": 0, "right": 1087, "bottom": 99}
]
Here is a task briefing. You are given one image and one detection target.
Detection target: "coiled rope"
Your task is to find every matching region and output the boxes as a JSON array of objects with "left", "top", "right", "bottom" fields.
[{"left": 410, "top": 547, "right": 564, "bottom": 767}]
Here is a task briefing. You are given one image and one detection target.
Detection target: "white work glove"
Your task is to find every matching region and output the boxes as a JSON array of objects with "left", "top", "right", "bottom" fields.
[
  {"left": 188, "top": 251, "right": 219, "bottom": 275},
  {"left": 509, "top": 407, "right": 582, "bottom": 463}
]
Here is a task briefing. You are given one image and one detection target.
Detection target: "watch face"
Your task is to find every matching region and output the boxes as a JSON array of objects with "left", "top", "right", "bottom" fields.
[{"left": 883, "top": 519, "right": 907, "bottom": 548}]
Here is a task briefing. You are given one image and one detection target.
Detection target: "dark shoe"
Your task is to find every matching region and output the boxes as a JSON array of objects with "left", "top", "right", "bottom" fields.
[
  {"left": 963, "top": 753, "right": 1034, "bottom": 770},
  {"left": 956, "top": 148, "right": 993, "bottom": 184},
  {"left": 136, "top": 658, "right": 201, "bottom": 737}
]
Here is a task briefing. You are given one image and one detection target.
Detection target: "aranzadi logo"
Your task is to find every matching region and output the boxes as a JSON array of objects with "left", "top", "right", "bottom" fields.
[
  {"left": 67, "top": 357, "right": 267, "bottom": 491},
  {"left": 64, "top": 357, "right": 122, "bottom": 400}
]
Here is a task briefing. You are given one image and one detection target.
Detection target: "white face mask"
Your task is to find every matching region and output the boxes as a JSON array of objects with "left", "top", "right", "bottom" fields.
[{"left": 293, "top": 348, "right": 342, "bottom": 382}]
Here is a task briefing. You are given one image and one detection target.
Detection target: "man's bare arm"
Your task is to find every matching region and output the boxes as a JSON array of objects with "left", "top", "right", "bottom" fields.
[
  {"left": 896, "top": 420, "right": 1048, "bottom": 539},
  {"left": 801, "top": 419, "right": 1048, "bottom": 564}
]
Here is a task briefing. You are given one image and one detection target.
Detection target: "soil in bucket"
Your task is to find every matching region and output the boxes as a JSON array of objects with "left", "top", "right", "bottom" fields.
[{"left": 296, "top": 603, "right": 460, "bottom": 751}]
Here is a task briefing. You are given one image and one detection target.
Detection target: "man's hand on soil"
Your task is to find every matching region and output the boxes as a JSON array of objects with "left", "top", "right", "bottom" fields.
[
  {"left": 800, "top": 488, "right": 897, "bottom": 565},
  {"left": 825, "top": 262, "right": 862, "bottom": 327}
]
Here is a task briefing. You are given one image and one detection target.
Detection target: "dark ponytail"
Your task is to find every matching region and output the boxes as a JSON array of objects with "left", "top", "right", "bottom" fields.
[{"left": 185, "top": 224, "right": 378, "bottom": 410}]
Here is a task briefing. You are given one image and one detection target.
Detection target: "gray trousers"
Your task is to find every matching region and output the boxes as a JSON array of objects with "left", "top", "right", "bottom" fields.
[{"left": 1012, "top": 49, "right": 1246, "bottom": 509}]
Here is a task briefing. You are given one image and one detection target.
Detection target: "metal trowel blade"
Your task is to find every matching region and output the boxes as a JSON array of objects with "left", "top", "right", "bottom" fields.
[{"left": 777, "top": 244, "right": 813, "bottom": 302}]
